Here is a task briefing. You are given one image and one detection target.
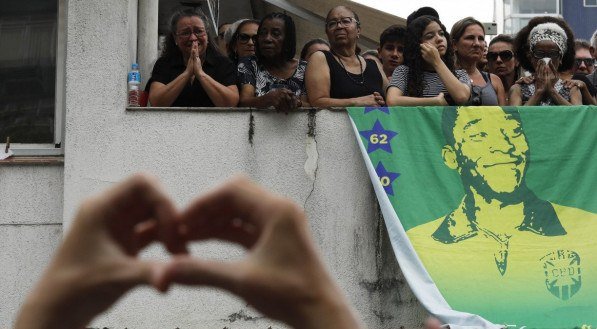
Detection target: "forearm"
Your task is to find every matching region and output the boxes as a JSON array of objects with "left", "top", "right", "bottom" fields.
[
  {"left": 548, "top": 88, "right": 574, "bottom": 105},
  {"left": 387, "top": 94, "right": 441, "bottom": 106},
  {"left": 580, "top": 87, "right": 596, "bottom": 105},
  {"left": 433, "top": 62, "right": 470, "bottom": 103},
  {"left": 15, "top": 269, "right": 91, "bottom": 329},
  {"left": 310, "top": 96, "right": 374, "bottom": 107},
  {"left": 239, "top": 90, "right": 276, "bottom": 108},
  {"left": 523, "top": 90, "right": 545, "bottom": 106},
  {"left": 149, "top": 72, "right": 192, "bottom": 107},
  {"left": 197, "top": 72, "right": 239, "bottom": 107}
]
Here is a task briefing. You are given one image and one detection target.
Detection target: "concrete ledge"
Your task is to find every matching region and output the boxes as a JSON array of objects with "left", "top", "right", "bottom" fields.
[
  {"left": 0, "top": 156, "right": 64, "bottom": 166},
  {"left": 126, "top": 106, "right": 350, "bottom": 112}
]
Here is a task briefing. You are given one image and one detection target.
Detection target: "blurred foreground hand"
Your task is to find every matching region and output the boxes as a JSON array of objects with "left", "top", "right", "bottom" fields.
[{"left": 14, "top": 174, "right": 363, "bottom": 329}]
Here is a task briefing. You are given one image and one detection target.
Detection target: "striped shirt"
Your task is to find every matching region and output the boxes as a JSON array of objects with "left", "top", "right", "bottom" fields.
[{"left": 388, "top": 65, "right": 470, "bottom": 97}]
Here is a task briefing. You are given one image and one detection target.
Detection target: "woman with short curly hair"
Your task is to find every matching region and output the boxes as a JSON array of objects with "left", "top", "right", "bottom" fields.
[{"left": 509, "top": 16, "right": 581, "bottom": 105}]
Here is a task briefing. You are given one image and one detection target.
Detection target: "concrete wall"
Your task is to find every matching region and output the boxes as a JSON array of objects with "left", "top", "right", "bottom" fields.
[
  {"left": 1, "top": 0, "right": 427, "bottom": 327},
  {"left": 60, "top": 108, "right": 426, "bottom": 328},
  {"left": 0, "top": 165, "right": 64, "bottom": 326}
]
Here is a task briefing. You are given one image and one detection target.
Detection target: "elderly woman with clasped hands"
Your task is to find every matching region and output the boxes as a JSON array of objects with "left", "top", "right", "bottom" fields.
[{"left": 148, "top": 9, "right": 239, "bottom": 107}]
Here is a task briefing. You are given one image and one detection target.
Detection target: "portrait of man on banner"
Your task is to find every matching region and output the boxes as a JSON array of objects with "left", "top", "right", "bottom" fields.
[{"left": 406, "top": 106, "right": 597, "bottom": 324}]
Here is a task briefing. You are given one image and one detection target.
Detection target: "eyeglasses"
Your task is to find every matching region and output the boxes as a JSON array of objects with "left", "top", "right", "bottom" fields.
[
  {"left": 532, "top": 50, "right": 561, "bottom": 60},
  {"left": 238, "top": 33, "right": 258, "bottom": 44},
  {"left": 325, "top": 17, "right": 358, "bottom": 30},
  {"left": 217, "top": 31, "right": 226, "bottom": 39},
  {"left": 575, "top": 58, "right": 595, "bottom": 67},
  {"left": 487, "top": 50, "right": 513, "bottom": 62},
  {"left": 176, "top": 29, "right": 206, "bottom": 39}
]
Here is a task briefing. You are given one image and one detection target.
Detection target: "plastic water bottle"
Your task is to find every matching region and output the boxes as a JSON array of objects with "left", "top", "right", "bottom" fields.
[{"left": 127, "top": 63, "right": 141, "bottom": 107}]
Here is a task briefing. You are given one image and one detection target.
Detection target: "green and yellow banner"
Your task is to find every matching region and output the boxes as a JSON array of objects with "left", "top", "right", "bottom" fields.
[{"left": 348, "top": 106, "right": 597, "bottom": 329}]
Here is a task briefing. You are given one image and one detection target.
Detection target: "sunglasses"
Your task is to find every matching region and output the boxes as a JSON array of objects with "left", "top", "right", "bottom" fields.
[
  {"left": 487, "top": 50, "right": 513, "bottom": 62},
  {"left": 238, "top": 33, "right": 258, "bottom": 44},
  {"left": 575, "top": 58, "right": 595, "bottom": 67},
  {"left": 532, "top": 50, "right": 561, "bottom": 60}
]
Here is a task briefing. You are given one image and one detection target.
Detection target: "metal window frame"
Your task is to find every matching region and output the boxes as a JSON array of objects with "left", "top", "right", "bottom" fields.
[
  {"left": 584, "top": 0, "right": 597, "bottom": 7},
  {"left": 7, "top": 0, "right": 66, "bottom": 157}
]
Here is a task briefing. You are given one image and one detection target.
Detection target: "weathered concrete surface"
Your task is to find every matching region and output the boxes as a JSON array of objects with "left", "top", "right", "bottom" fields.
[
  {"left": 62, "top": 108, "right": 427, "bottom": 328},
  {"left": 0, "top": 165, "right": 64, "bottom": 225},
  {"left": 18, "top": 0, "right": 430, "bottom": 327},
  {"left": 0, "top": 225, "right": 63, "bottom": 326},
  {"left": 0, "top": 165, "right": 64, "bottom": 327}
]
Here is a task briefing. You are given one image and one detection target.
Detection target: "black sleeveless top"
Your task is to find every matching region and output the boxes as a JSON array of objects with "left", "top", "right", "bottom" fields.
[{"left": 323, "top": 50, "right": 385, "bottom": 99}]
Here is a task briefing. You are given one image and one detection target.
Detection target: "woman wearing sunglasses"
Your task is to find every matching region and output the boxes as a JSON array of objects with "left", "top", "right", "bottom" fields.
[
  {"left": 509, "top": 17, "right": 581, "bottom": 106},
  {"left": 227, "top": 19, "right": 259, "bottom": 64},
  {"left": 306, "top": 6, "right": 387, "bottom": 107},
  {"left": 487, "top": 34, "right": 520, "bottom": 96},
  {"left": 451, "top": 17, "right": 506, "bottom": 105},
  {"left": 237, "top": 13, "right": 307, "bottom": 111},
  {"left": 148, "top": 9, "right": 239, "bottom": 107}
]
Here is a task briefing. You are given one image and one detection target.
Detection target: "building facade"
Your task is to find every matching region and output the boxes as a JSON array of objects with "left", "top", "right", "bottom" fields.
[
  {"left": 502, "top": 0, "right": 597, "bottom": 40},
  {"left": 0, "top": 1, "right": 423, "bottom": 328}
]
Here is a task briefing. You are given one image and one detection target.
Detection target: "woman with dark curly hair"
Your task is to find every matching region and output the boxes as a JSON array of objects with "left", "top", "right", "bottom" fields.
[
  {"left": 148, "top": 9, "right": 239, "bottom": 107},
  {"left": 509, "top": 16, "right": 581, "bottom": 105},
  {"left": 386, "top": 16, "right": 471, "bottom": 106}
]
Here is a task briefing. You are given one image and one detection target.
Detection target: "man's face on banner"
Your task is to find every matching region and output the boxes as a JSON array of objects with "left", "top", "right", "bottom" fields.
[{"left": 448, "top": 107, "right": 529, "bottom": 195}]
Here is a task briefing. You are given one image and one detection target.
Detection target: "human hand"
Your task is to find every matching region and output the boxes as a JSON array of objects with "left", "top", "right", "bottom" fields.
[
  {"left": 515, "top": 75, "right": 534, "bottom": 85},
  {"left": 354, "top": 93, "right": 385, "bottom": 107},
  {"left": 372, "top": 92, "right": 386, "bottom": 106},
  {"left": 434, "top": 92, "right": 448, "bottom": 106},
  {"left": 159, "top": 177, "right": 364, "bottom": 329},
  {"left": 420, "top": 42, "right": 442, "bottom": 67},
  {"left": 191, "top": 42, "right": 204, "bottom": 78},
  {"left": 423, "top": 316, "right": 444, "bottom": 329},
  {"left": 563, "top": 79, "right": 584, "bottom": 91},
  {"left": 266, "top": 87, "right": 299, "bottom": 113},
  {"left": 14, "top": 174, "right": 183, "bottom": 329}
]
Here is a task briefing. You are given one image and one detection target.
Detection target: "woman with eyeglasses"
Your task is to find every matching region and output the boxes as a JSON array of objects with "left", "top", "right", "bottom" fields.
[
  {"left": 487, "top": 34, "right": 520, "bottom": 96},
  {"left": 386, "top": 15, "right": 471, "bottom": 106},
  {"left": 237, "top": 12, "right": 307, "bottom": 111},
  {"left": 509, "top": 17, "right": 581, "bottom": 106},
  {"left": 305, "top": 6, "right": 387, "bottom": 107},
  {"left": 148, "top": 9, "right": 239, "bottom": 107},
  {"left": 451, "top": 17, "right": 506, "bottom": 105},
  {"left": 227, "top": 19, "right": 259, "bottom": 64}
]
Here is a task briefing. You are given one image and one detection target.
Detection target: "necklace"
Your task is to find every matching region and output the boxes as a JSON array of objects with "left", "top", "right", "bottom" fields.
[{"left": 332, "top": 50, "right": 365, "bottom": 85}]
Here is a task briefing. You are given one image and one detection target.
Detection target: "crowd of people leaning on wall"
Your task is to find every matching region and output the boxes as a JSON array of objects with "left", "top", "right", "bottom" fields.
[{"left": 144, "top": 6, "right": 597, "bottom": 109}]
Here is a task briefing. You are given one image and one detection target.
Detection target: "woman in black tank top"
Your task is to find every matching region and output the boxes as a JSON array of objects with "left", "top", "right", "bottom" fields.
[{"left": 305, "top": 6, "right": 388, "bottom": 107}]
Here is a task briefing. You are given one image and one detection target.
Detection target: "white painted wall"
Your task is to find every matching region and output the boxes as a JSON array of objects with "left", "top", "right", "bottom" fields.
[
  {"left": 1, "top": 0, "right": 428, "bottom": 327},
  {"left": 0, "top": 165, "right": 63, "bottom": 326}
]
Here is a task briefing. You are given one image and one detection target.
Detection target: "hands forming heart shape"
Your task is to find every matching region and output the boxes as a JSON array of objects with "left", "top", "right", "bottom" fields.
[{"left": 14, "top": 174, "right": 363, "bottom": 329}]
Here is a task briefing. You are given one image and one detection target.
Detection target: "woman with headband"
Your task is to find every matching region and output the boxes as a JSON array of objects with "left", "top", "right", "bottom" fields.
[{"left": 509, "top": 17, "right": 581, "bottom": 106}]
